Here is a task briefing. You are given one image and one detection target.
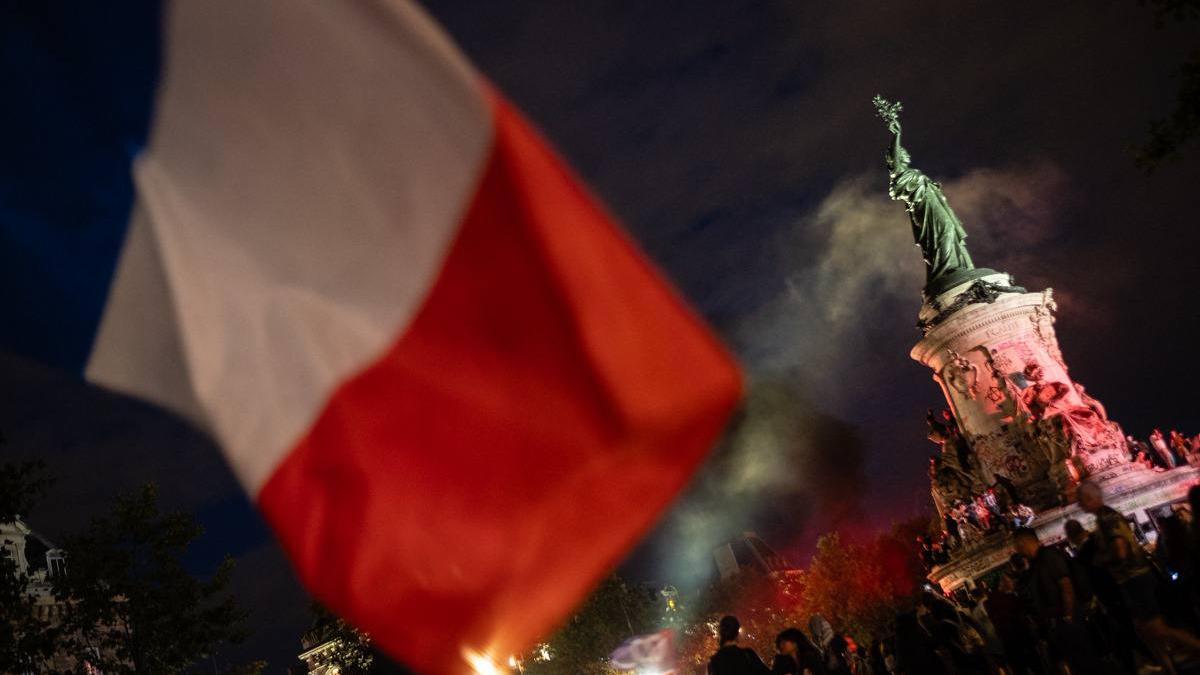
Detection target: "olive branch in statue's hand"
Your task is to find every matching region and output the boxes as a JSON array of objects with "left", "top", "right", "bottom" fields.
[{"left": 873, "top": 95, "right": 902, "bottom": 133}]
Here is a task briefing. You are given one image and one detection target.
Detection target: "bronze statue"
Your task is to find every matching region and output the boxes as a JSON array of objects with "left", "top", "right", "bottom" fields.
[{"left": 874, "top": 96, "right": 976, "bottom": 294}]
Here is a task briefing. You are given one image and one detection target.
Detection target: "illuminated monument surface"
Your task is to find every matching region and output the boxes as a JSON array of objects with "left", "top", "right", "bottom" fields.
[{"left": 873, "top": 97, "right": 1199, "bottom": 591}]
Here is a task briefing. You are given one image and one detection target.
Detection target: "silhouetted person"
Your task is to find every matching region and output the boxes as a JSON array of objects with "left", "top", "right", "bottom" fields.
[
  {"left": 809, "top": 615, "right": 835, "bottom": 664},
  {"left": 1013, "top": 526, "right": 1103, "bottom": 674},
  {"left": 894, "top": 609, "right": 950, "bottom": 674},
  {"left": 1079, "top": 480, "right": 1200, "bottom": 673},
  {"left": 823, "top": 635, "right": 853, "bottom": 675},
  {"left": 963, "top": 586, "right": 1005, "bottom": 668},
  {"left": 1065, "top": 517, "right": 1140, "bottom": 671},
  {"left": 1155, "top": 514, "right": 1198, "bottom": 625},
  {"left": 944, "top": 511, "right": 962, "bottom": 548},
  {"left": 866, "top": 638, "right": 888, "bottom": 675},
  {"left": 992, "top": 472, "right": 1020, "bottom": 505},
  {"left": 772, "top": 627, "right": 824, "bottom": 675},
  {"left": 918, "top": 534, "right": 935, "bottom": 570},
  {"left": 984, "top": 572, "right": 1044, "bottom": 675},
  {"left": 710, "top": 615, "right": 771, "bottom": 675}
]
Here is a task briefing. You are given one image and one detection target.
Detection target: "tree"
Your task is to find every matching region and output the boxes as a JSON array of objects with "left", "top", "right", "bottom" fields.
[
  {"left": 0, "top": 458, "right": 60, "bottom": 672},
  {"left": 1136, "top": 0, "right": 1200, "bottom": 170},
  {"left": 675, "top": 521, "right": 929, "bottom": 668},
  {"left": 300, "top": 602, "right": 374, "bottom": 674},
  {"left": 0, "top": 539, "right": 61, "bottom": 672},
  {"left": 523, "top": 575, "right": 660, "bottom": 675},
  {"left": 46, "top": 483, "right": 252, "bottom": 673},
  {"left": 798, "top": 532, "right": 912, "bottom": 643},
  {"left": 676, "top": 570, "right": 802, "bottom": 669}
]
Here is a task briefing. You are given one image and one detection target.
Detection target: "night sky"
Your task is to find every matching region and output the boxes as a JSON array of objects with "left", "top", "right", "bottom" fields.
[{"left": 2, "top": 1, "right": 1198, "bottom": 670}]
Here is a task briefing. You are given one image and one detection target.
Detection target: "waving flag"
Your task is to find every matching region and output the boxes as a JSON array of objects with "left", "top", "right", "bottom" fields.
[
  {"left": 0, "top": 1, "right": 740, "bottom": 672},
  {"left": 610, "top": 629, "right": 678, "bottom": 674}
]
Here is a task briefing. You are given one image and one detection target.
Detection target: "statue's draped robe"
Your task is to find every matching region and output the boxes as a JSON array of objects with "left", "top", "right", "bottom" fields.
[
  {"left": 887, "top": 143, "right": 975, "bottom": 287},
  {"left": 1023, "top": 381, "right": 1120, "bottom": 453}
]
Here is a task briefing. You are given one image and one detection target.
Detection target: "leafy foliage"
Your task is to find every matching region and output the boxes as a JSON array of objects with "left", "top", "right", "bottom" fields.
[
  {"left": 798, "top": 533, "right": 903, "bottom": 642},
  {"left": 522, "top": 576, "right": 661, "bottom": 675},
  {"left": 677, "top": 520, "right": 929, "bottom": 668},
  {"left": 677, "top": 570, "right": 802, "bottom": 669},
  {"left": 47, "top": 483, "right": 251, "bottom": 673},
  {"left": 303, "top": 602, "right": 374, "bottom": 674},
  {"left": 0, "top": 553, "right": 59, "bottom": 673},
  {"left": 0, "top": 458, "right": 59, "bottom": 671},
  {"left": 0, "top": 457, "right": 255, "bottom": 674}
]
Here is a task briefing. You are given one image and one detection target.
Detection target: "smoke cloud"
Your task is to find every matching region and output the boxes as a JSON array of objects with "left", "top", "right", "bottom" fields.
[
  {"left": 638, "top": 161, "right": 1071, "bottom": 587},
  {"left": 740, "top": 160, "right": 1070, "bottom": 398},
  {"left": 639, "top": 376, "right": 868, "bottom": 587}
]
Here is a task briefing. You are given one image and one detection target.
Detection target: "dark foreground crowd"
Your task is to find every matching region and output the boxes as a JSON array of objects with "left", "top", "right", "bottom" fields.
[{"left": 708, "top": 482, "right": 1200, "bottom": 675}]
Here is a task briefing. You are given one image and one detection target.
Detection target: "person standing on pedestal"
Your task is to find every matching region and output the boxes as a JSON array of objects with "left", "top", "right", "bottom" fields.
[
  {"left": 991, "top": 473, "right": 1022, "bottom": 507},
  {"left": 1128, "top": 434, "right": 1151, "bottom": 461},
  {"left": 1170, "top": 430, "right": 1191, "bottom": 464},
  {"left": 944, "top": 511, "right": 962, "bottom": 549},
  {"left": 974, "top": 495, "right": 993, "bottom": 532},
  {"left": 1151, "top": 429, "right": 1177, "bottom": 468}
]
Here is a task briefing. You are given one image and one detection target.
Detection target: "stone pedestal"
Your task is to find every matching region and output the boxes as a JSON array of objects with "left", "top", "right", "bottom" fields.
[
  {"left": 912, "top": 274, "right": 1135, "bottom": 511},
  {"left": 931, "top": 465, "right": 1200, "bottom": 592},
  {"left": 912, "top": 276, "right": 1199, "bottom": 594}
]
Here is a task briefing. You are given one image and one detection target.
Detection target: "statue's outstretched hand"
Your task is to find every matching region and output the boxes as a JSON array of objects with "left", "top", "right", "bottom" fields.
[{"left": 888, "top": 120, "right": 901, "bottom": 135}]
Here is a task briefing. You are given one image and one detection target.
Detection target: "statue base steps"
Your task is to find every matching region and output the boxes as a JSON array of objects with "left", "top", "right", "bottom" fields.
[{"left": 930, "top": 465, "right": 1200, "bottom": 592}]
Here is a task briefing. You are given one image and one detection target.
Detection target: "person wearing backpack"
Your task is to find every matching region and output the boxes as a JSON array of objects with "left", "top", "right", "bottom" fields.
[{"left": 1013, "top": 526, "right": 1104, "bottom": 673}]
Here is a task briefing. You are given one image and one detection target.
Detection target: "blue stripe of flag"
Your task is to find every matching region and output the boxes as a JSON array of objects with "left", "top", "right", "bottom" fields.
[{"left": 0, "top": 1, "right": 163, "bottom": 372}]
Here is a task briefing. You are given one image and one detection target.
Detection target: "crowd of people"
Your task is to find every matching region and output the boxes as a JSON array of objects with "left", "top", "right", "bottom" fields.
[
  {"left": 706, "top": 613, "right": 888, "bottom": 675},
  {"left": 1129, "top": 429, "right": 1200, "bottom": 472},
  {"left": 709, "top": 482, "right": 1200, "bottom": 675},
  {"left": 919, "top": 486, "right": 1037, "bottom": 570},
  {"left": 920, "top": 428, "right": 1200, "bottom": 573}
]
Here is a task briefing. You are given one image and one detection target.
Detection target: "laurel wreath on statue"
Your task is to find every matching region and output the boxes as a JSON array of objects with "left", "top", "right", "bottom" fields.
[{"left": 873, "top": 95, "right": 902, "bottom": 127}]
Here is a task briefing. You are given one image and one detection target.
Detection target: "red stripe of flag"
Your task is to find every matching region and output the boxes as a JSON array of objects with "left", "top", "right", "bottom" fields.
[{"left": 258, "top": 91, "right": 741, "bottom": 673}]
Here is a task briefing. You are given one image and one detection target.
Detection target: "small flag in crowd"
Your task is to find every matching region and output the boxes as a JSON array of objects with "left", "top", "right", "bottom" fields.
[{"left": 610, "top": 629, "right": 679, "bottom": 674}]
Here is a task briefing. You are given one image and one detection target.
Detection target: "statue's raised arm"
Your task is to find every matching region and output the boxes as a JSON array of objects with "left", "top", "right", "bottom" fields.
[
  {"left": 872, "top": 96, "right": 908, "bottom": 173},
  {"left": 873, "top": 96, "right": 976, "bottom": 296}
]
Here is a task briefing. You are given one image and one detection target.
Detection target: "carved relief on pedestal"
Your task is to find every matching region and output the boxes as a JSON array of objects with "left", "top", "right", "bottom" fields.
[
  {"left": 939, "top": 349, "right": 981, "bottom": 400},
  {"left": 914, "top": 291, "right": 1133, "bottom": 509},
  {"left": 1030, "top": 290, "right": 1065, "bottom": 369},
  {"left": 927, "top": 409, "right": 987, "bottom": 519}
]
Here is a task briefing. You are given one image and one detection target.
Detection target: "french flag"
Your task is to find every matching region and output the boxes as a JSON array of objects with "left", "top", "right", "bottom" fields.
[{"left": 1, "top": 1, "right": 741, "bottom": 672}]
